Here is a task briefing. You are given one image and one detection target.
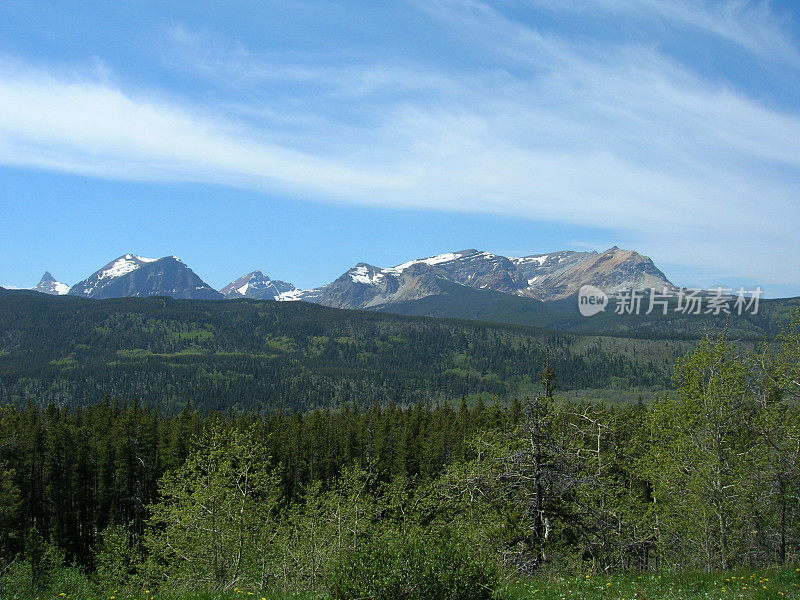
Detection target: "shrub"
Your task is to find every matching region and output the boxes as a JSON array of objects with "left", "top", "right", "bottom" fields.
[
  {"left": 327, "top": 526, "right": 501, "bottom": 600},
  {"left": 0, "top": 559, "right": 93, "bottom": 600}
]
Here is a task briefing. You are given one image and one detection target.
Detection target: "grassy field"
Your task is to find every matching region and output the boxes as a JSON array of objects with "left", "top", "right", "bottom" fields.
[
  {"left": 8, "top": 566, "right": 798, "bottom": 600},
  {"left": 501, "top": 567, "right": 800, "bottom": 600}
]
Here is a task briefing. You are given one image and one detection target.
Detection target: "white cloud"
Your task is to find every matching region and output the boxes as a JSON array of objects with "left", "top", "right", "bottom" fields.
[
  {"left": 0, "top": 0, "right": 799, "bottom": 287},
  {"left": 0, "top": 59, "right": 399, "bottom": 194}
]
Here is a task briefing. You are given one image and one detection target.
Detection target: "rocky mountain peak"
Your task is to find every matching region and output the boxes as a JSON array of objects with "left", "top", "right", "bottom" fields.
[
  {"left": 221, "top": 270, "right": 297, "bottom": 300},
  {"left": 32, "top": 271, "right": 70, "bottom": 295}
]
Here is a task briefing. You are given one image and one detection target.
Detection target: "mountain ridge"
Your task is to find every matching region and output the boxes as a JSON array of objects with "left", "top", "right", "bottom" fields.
[{"left": 287, "top": 246, "right": 674, "bottom": 309}]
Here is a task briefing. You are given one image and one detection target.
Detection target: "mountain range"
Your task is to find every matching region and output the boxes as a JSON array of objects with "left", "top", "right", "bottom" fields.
[
  {"left": 22, "top": 246, "right": 673, "bottom": 311},
  {"left": 4, "top": 246, "right": 798, "bottom": 337}
]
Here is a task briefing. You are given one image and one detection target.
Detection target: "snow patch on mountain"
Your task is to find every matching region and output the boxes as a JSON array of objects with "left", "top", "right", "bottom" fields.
[
  {"left": 349, "top": 265, "right": 386, "bottom": 284},
  {"left": 512, "top": 255, "right": 548, "bottom": 266},
  {"left": 98, "top": 255, "right": 153, "bottom": 280},
  {"left": 390, "top": 252, "right": 461, "bottom": 272},
  {"left": 277, "top": 289, "right": 304, "bottom": 301}
]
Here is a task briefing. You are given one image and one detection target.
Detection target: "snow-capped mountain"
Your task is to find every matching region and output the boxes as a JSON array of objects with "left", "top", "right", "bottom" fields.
[
  {"left": 68, "top": 255, "right": 223, "bottom": 300},
  {"left": 297, "top": 261, "right": 455, "bottom": 309},
  {"left": 220, "top": 270, "right": 298, "bottom": 300},
  {"left": 290, "top": 247, "right": 673, "bottom": 309},
  {"left": 32, "top": 271, "right": 70, "bottom": 295}
]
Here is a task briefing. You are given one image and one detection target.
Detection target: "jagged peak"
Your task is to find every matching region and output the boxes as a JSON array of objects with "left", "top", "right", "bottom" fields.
[{"left": 32, "top": 271, "right": 70, "bottom": 295}]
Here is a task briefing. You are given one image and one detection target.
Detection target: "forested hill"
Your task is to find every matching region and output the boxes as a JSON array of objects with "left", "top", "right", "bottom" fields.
[{"left": 0, "top": 290, "right": 706, "bottom": 412}]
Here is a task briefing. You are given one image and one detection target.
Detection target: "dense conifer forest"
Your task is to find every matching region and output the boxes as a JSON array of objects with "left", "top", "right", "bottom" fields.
[{"left": 0, "top": 291, "right": 708, "bottom": 411}]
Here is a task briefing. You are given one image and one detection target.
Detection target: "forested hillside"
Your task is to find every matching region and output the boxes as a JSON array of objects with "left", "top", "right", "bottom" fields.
[
  {"left": 0, "top": 291, "right": 703, "bottom": 411},
  {"left": 375, "top": 280, "right": 800, "bottom": 336}
]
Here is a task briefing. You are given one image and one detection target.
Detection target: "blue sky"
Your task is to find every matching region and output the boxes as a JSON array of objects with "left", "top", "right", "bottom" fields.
[{"left": 1, "top": 0, "right": 799, "bottom": 296}]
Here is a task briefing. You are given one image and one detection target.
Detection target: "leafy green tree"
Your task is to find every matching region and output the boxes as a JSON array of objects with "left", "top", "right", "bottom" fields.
[
  {"left": 756, "top": 310, "right": 800, "bottom": 564},
  {"left": 643, "top": 337, "right": 758, "bottom": 570},
  {"left": 275, "top": 467, "right": 378, "bottom": 592},
  {"left": 145, "top": 425, "right": 280, "bottom": 591},
  {"left": 766, "top": 309, "right": 800, "bottom": 399},
  {"left": 93, "top": 525, "right": 137, "bottom": 587}
]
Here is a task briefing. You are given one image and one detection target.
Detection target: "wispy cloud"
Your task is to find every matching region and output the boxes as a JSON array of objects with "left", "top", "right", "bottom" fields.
[
  {"left": 549, "top": 0, "right": 800, "bottom": 65},
  {"left": 0, "top": 0, "right": 798, "bottom": 285}
]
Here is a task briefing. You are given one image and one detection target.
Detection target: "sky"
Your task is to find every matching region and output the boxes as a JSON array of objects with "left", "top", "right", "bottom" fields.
[{"left": 0, "top": 0, "right": 799, "bottom": 296}]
